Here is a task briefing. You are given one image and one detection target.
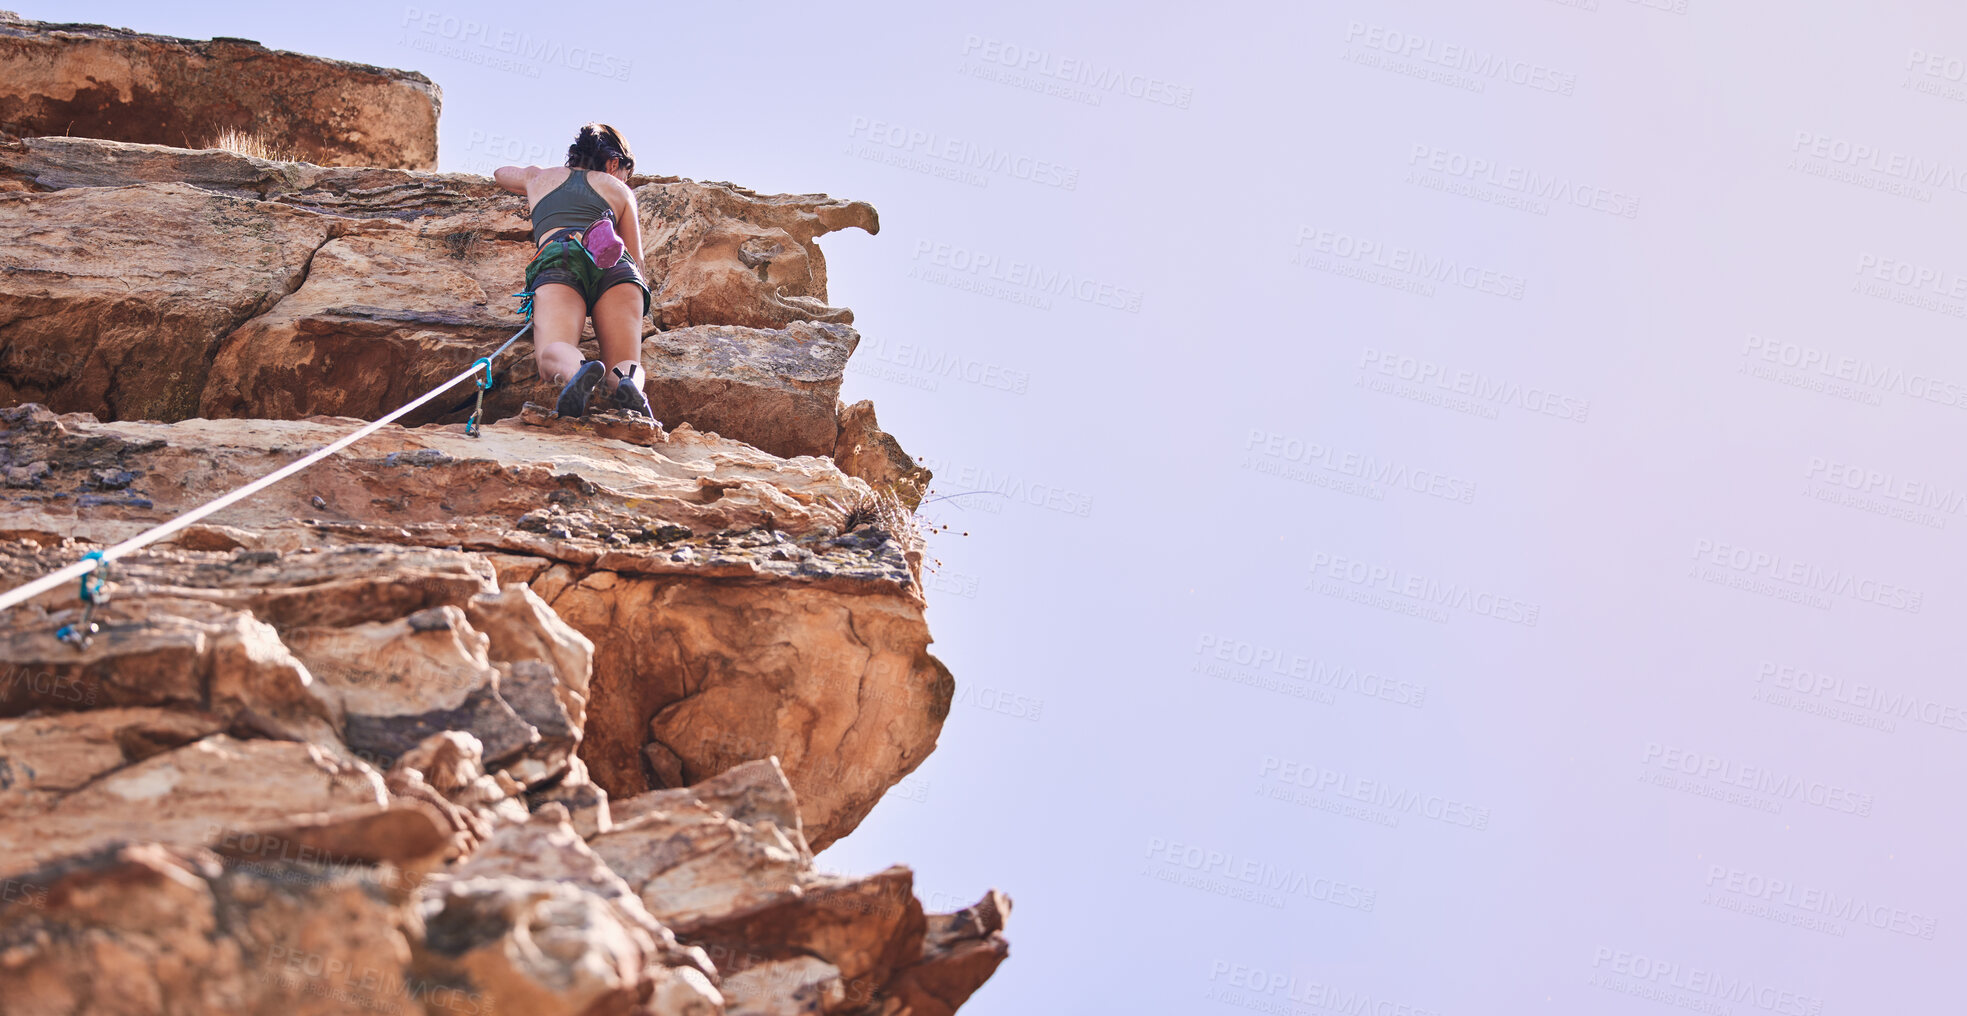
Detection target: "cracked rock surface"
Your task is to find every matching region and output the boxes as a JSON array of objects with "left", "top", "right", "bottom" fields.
[
  {"left": 0, "top": 12, "right": 441, "bottom": 168},
  {"left": 0, "top": 51, "right": 1004, "bottom": 1013}
]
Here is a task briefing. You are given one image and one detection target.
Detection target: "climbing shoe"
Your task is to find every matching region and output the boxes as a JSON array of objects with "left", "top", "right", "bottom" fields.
[
  {"left": 609, "top": 364, "right": 653, "bottom": 419},
  {"left": 555, "top": 359, "right": 606, "bottom": 418}
]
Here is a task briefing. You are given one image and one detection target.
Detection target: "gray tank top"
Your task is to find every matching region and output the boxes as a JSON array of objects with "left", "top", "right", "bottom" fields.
[{"left": 530, "top": 170, "right": 615, "bottom": 245}]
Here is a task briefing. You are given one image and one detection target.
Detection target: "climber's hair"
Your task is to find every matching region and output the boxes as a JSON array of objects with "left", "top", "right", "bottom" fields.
[{"left": 566, "top": 123, "right": 634, "bottom": 174}]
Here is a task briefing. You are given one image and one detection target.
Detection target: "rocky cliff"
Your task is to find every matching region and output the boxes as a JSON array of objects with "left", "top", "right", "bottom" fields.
[
  {"left": 0, "top": 31, "right": 1003, "bottom": 1016},
  {"left": 0, "top": 13, "right": 440, "bottom": 168}
]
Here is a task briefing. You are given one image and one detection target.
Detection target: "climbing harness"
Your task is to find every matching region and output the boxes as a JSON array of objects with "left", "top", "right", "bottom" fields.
[
  {"left": 52, "top": 551, "right": 108, "bottom": 648},
  {"left": 0, "top": 318, "right": 535, "bottom": 634}
]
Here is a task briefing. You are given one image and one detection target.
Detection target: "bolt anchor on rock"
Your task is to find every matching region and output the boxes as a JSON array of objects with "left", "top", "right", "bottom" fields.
[{"left": 54, "top": 550, "right": 110, "bottom": 649}]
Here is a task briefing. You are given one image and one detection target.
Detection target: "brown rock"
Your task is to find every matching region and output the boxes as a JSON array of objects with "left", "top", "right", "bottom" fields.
[
  {"left": 880, "top": 891, "right": 1014, "bottom": 1016},
  {"left": 548, "top": 573, "right": 949, "bottom": 849},
  {"left": 0, "top": 181, "right": 335, "bottom": 422},
  {"left": 0, "top": 727, "right": 388, "bottom": 872},
  {"left": 0, "top": 844, "right": 430, "bottom": 1016},
  {"left": 590, "top": 761, "right": 811, "bottom": 934},
  {"left": 832, "top": 400, "right": 933, "bottom": 510},
  {"left": 0, "top": 134, "right": 527, "bottom": 231},
  {"left": 640, "top": 179, "right": 877, "bottom": 330},
  {"left": 720, "top": 956, "right": 845, "bottom": 1015},
  {"left": 0, "top": 105, "right": 1012, "bottom": 1011},
  {"left": 1, "top": 403, "right": 945, "bottom": 848},
  {"left": 197, "top": 231, "right": 540, "bottom": 424},
  {"left": 528, "top": 755, "right": 614, "bottom": 838},
  {"left": 642, "top": 322, "right": 860, "bottom": 458},
  {"left": 0, "top": 14, "right": 440, "bottom": 168},
  {"left": 683, "top": 865, "right": 926, "bottom": 1010}
]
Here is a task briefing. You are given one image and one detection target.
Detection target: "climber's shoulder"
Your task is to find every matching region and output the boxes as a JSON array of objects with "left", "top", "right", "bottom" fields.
[
  {"left": 587, "top": 170, "right": 636, "bottom": 200},
  {"left": 493, "top": 164, "right": 567, "bottom": 197},
  {"left": 586, "top": 170, "right": 639, "bottom": 221}
]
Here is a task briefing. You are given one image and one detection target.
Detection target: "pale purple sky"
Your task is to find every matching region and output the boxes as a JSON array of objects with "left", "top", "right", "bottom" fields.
[{"left": 25, "top": 0, "right": 1967, "bottom": 1010}]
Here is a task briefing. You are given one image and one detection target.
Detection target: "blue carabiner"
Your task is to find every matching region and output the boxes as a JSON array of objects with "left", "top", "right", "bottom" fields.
[{"left": 77, "top": 550, "right": 106, "bottom": 603}]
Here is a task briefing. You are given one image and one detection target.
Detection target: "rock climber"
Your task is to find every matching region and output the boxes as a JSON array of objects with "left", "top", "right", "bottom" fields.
[{"left": 493, "top": 122, "right": 654, "bottom": 419}]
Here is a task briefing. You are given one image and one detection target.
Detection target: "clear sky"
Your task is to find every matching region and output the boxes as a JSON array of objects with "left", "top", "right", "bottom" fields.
[{"left": 24, "top": 0, "right": 1967, "bottom": 1010}]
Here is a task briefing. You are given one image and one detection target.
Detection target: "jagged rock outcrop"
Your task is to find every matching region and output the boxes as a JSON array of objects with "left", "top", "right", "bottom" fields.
[
  {"left": 0, "top": 38, "right": 1005, "bottom": 1012},
  {"left": 639, "top": 180, "right": 877, "bottom": 330},
  {"left": 0, "top": 134, "right": 893, "bottom": 466},
  {"left": 833, "top": 401, "right": 932, "bottom": 511},
  {"left": 0, "top": 12, "right": 441, "bottom": 168},
  {"left": 0, "top": 457, "right": 998, "bottom": 1009},
  {"left": 0, "top": 403, "right": 946, "bottom": 849}
]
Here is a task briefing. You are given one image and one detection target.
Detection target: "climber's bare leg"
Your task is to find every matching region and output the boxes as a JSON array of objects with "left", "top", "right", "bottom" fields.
[
  {"left": 592, "top": 282, "right": 644, "bottom": 391},
  {"left": 531, "top": 283, "right": 588, "bottom": 384}
]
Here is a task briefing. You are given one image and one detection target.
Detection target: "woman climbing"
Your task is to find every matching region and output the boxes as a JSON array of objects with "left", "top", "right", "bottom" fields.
[{"left": 493, "top": 123, "right": 654, "bottom": 419}]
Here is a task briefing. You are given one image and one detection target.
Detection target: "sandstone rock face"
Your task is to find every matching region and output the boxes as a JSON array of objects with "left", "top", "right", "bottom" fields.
[
  {"left": 642, "top": 323, "right": 859, "bottom": 459},
  {"left": 0, "top": 180, "right": 337, "bottom": 422},
  {"left": 0, "top": 134, "right": 886, "bottom": 455},
  {"left": 0, "top": 77, "right": 1004, "bottom": 1012},
  {"left": 834, "top": 400, "right": 933, "bottom": 510},
  {"left": 0, "top": 13, "right": 440, "bottom": 168},
  {"left": 0, "top": 402, "right": 946, "bottom": 849},
  {"left": 641, "top": 180, "right": 878, "bottom": 330}
]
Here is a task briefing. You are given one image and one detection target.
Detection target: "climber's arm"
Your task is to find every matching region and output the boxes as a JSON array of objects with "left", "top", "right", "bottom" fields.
[
  {"left": 492, "top": 165, "right": 535, "bottom": 196},
  {"left": 620, "top": 189, "right": 646, "bottom": 277}
]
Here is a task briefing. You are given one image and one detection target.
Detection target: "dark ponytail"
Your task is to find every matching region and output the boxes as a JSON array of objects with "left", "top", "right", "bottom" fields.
[{"left": 565, "top": 122, "right": 635, "bottom": 173}]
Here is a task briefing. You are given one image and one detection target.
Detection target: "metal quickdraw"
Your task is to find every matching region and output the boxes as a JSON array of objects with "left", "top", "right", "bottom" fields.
[
  {"left": 465, "top": 355, "right": 496, "bottom": 437},
  {"left": 54, "top": 550, "right": 109, "bottom": 648}
]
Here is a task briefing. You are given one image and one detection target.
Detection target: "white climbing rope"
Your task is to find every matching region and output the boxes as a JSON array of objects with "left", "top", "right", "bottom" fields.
[{"left": 0, "top": 322, "right": 533, "bottom": 617}]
